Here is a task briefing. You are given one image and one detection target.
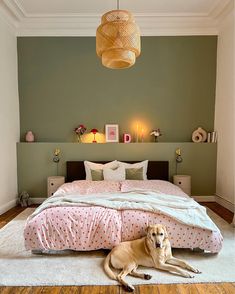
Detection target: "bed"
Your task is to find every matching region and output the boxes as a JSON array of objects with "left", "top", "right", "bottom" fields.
[{"left": 24, "top": 161, "right": 223, "bottom": 253}]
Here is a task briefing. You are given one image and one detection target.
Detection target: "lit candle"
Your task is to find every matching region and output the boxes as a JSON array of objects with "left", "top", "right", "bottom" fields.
[
  {"left": 136, "top": 124, "right": 139, "bottom": 142},
  {"left": 141, "top": 128, "right": 144, "bottom": 142}
]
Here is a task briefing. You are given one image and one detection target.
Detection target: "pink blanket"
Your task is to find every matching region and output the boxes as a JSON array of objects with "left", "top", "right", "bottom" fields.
[{"left": 24, "top": 180, "right": 223, "bottom": 253}]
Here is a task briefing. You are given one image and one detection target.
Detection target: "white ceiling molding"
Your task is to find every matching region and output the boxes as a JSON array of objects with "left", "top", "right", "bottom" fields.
[
  {"left": 0, "top": 0, "right": 233, "bottom": 36},
  {"left": 211, "top": 0, "right": 234, "bottom": 27},
  {"left": 0, "top": 1, "right": 18, "bottom": 34}
]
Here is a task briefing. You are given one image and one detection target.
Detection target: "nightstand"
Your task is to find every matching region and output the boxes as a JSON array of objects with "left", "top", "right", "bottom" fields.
[
  {"left": 47, "top": 176, "right": 65, "bottom": 197},
  {"left": 173, "top": 175, "right": 191, "bottom": 196}
]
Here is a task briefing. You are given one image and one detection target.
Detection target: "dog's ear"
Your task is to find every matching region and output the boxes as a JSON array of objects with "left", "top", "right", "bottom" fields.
[
  {"left": 163, "top": 226, "right": 168, "bottom": 239},
  {"left": 145, "top": 225, "right": 153, "bottom": 234}
]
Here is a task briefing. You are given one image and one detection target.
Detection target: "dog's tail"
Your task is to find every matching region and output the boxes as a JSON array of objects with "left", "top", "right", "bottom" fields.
[{"left": 104, "top": 252, "right": 117, "bottom": 280}]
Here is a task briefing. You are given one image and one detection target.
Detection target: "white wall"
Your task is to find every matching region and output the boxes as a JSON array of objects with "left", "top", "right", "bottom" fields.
[
  {"left": 0, "top": 16, "right": 19, "bottom": 214},
  {"left": 233, "top": 5, "right": 235, "bottom": 223},
  {"left": 215, "top": 6, "right": 235, "bottom": 212}
]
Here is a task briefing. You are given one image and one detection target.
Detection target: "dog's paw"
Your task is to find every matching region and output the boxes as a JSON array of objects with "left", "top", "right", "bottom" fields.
[
  {"left": 194, "top": 269, "right": 202, "bottom": 274},
  {"left": 184, "top": 272, "right": 194, "bottom": 278},
  {"left": 144, "top": 274, "right": 152, "bottom": 280},
  {"left": 124, "top": 285, "right": 135, "bottom": 292},
  {"left": 190, "top": 267, "right": 202, "bottom": 274}
]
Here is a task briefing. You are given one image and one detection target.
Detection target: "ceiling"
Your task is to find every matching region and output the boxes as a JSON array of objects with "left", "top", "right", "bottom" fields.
[
  {"left": 5, "top": 0, "right": 226, "bottom": 15},
  {"left": 0, "top": 0, "right": 233, "bottom": 36}
]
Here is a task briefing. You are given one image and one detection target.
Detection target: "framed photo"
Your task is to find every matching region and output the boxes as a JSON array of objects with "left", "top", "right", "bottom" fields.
[{"left": 105, "top": 124, "right": 119, "bottom": 142}]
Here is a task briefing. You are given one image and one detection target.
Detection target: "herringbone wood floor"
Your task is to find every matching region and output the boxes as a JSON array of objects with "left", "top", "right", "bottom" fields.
[{"left": 0, "top": 203, "right": 234, "bottom": 294}]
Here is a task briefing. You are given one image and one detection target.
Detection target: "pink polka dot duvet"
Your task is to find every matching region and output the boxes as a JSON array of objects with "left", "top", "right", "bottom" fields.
[{"left": 24, "top": 180, "right": 223, "bottom": 253}]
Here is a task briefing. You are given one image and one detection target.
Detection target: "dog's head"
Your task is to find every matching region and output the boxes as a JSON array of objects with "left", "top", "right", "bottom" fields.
[{"left": 146, "top": 224, "right": 168, "bottom": 249}]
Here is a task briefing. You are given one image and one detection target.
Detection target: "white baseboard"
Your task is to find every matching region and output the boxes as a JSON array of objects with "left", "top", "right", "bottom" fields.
[
  {"left": 0, "top": 198, "right": 17, "bottom": 215},
  {"left": 29, "top": 198, "right": 46, "bottom": 204},
  {"left": 215, "top": 194, "right": 235, "bottom": 212},
  {"left": 192, "top": 195, "right": 216, "bottom": 202}
]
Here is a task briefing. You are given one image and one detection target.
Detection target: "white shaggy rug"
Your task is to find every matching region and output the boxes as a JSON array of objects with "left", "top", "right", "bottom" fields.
[{"left": 0, "top": 208, "right": 234, "bottom": 286}]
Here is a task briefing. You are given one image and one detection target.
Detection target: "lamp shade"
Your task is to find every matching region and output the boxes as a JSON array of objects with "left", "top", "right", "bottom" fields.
[
  {"left": 91, "top": 128, "right": 98, "bottom": 134},
  {"left": 96, "top": 10, "right": 141, "bottom": 69}
]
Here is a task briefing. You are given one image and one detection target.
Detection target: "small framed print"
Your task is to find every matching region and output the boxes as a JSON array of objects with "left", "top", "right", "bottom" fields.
[{"left": 105, "top": 124, "right": 119, "bottom": 142}]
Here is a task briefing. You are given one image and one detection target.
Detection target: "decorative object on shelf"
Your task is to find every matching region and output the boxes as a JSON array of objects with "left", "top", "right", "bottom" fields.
[
  {"left": 207, "top": 132, "right": 211, "bottom": 143},
  {"left": 135, "top": 124, "right": 139, "bottom": 142},
  {"left": 173, "top": 175, "right": 191, "bottom": 196},
  {"left": 25, "top": 131, "right": 35, "bottom": 142},
  {"left": 123, "top": 133, "right": 131, "bottom": 143},
  {"left": 175, "top": 148, "right": 183, "bottom": 174},
  {"left": 91, "top": 128, "right": 98, "bottom": 143},
  {"left": 18, "top": 191, "right": 30, "bottom": 207},
  {"left": 96, "top": 0, "right": 141, "bottom": 69},
  {"left": 207, "top": 131, "right": 217, "bottom": 143},
  {"left": 141, "top": 128, "right": 144, "bottom": 142},
  {"left": 150, "top": 129, "right": 162, "bottom": 142},
  {"left": 74, "top": 124, "right": 86, "bottom": 143},
  {"left": 53, "top": 148, "right": 61, "bottom": 176},
  {"left": 192, "top": 127, "right": 207, "bottom": 143},
  {"left": 212, "top": 131, "right": 217, "bottom": 143},
  {"left": 105, "top": 124, "right": 119, "bottom": 142}
]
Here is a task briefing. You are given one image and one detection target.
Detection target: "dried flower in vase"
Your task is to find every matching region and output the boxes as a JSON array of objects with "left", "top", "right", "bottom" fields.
[
  {"left": 150, "top": 129, "right": 162, "bottom": 142},
  {"left": 74, "top": 124, "right": 87, "bottom": 143}
]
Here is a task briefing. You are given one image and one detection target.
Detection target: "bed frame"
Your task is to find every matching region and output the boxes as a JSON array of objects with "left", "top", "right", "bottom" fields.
[
  {"left": 66, "top": 161, "right": 169, "bottom": 182},
  {"left": 32, "top": 161, "right": 211, "bottom": 255}
]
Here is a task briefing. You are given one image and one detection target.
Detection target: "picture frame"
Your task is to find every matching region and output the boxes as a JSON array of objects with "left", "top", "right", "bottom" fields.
[{"left": 105, "top": 124, "right": 119, "bottom": 143}]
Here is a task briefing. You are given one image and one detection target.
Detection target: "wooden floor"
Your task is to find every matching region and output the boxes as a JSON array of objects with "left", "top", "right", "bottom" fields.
[
  {"left": 0, "top": 203, "right": 234, "bottom": 294},
  {"left": 0, "top": 283, "right": 234, "bottom": 294}
]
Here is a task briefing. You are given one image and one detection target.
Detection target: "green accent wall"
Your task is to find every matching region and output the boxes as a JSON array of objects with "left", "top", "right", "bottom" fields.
[
  {"left": 17, "top": 36, "right": 217, "bottom": 142},
  {"left": 17, "top": 37, "right": 218, "bottom": 197},
  {"left": 17, "top": 142, "right": 217, "bottom": 198}
]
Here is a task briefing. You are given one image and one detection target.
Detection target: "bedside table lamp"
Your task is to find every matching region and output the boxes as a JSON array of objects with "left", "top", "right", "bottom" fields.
[{"left": 91, "top": 128, "right": 98, "bottom": 143}]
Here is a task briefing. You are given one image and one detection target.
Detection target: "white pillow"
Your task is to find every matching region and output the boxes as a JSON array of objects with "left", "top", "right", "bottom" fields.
[
  {"left": 84, "top": 160, "right": 119, "bottom": 180},
  {"left": 103, "top": 166, "right": 125, "bottom": 181},
  {"left": 118, "top": 160, "right": 148, "bottom": 180}
]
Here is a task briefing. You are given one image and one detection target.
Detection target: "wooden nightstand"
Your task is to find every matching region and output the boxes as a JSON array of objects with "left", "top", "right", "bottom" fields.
[
  {"left": 173, "top": 175, "right": 191, "bottom": 196},
  {"left": 47, "top": 176, "right": 65, "bottom": 197}
]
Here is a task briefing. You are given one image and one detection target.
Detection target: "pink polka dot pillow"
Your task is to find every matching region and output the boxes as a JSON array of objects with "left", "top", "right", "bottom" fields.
[
  {"left": 53, "top": 180, "right": 121, "bottom": 197},
  {"left": 121, "top": 180, "right": 188, "bottom": 197}
]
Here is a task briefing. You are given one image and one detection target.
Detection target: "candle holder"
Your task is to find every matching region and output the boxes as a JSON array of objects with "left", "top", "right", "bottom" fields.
[
  {"left": 141, "top": 128, "right": 144, "bottom": 142},
  {"left": 135, "top": 124, "right": 139, "bottom": 142}
]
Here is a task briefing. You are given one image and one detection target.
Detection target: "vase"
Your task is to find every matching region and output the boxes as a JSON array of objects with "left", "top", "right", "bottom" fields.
[
  {"left": 25, "top": 131, "right": 34, "bottom": 142},
  {"left": 77, "top": 134, "right": 82, "bottom": 143}
]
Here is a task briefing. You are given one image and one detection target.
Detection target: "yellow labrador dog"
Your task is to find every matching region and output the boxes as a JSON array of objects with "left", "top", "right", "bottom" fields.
[{"left": 104, "top": 224, "right": 201, "bottom": 292}]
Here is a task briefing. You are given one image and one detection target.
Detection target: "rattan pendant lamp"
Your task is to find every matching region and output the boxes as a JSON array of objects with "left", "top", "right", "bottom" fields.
[{"left": 96, "top": 0, "right": 141, "bottom": 69}]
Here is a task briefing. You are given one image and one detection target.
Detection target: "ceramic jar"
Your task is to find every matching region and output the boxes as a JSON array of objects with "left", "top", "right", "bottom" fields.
[{"left": 25, "top": 131, "right": 35, "bottom": 142}]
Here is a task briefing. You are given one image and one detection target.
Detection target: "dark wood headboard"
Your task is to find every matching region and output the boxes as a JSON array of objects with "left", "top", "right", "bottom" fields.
[{"left": 66, "top": 161, "right": 169, "bottom": 182}]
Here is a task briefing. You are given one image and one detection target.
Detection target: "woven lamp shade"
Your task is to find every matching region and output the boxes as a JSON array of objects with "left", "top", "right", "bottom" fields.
[{"left": 96, "top": 10, "right": 141, "bottom": 69}]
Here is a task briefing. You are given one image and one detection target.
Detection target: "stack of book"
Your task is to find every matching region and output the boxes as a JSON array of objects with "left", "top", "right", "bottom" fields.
[{"left": 207, "top": 131, "right": 217, "bottom": 143}]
